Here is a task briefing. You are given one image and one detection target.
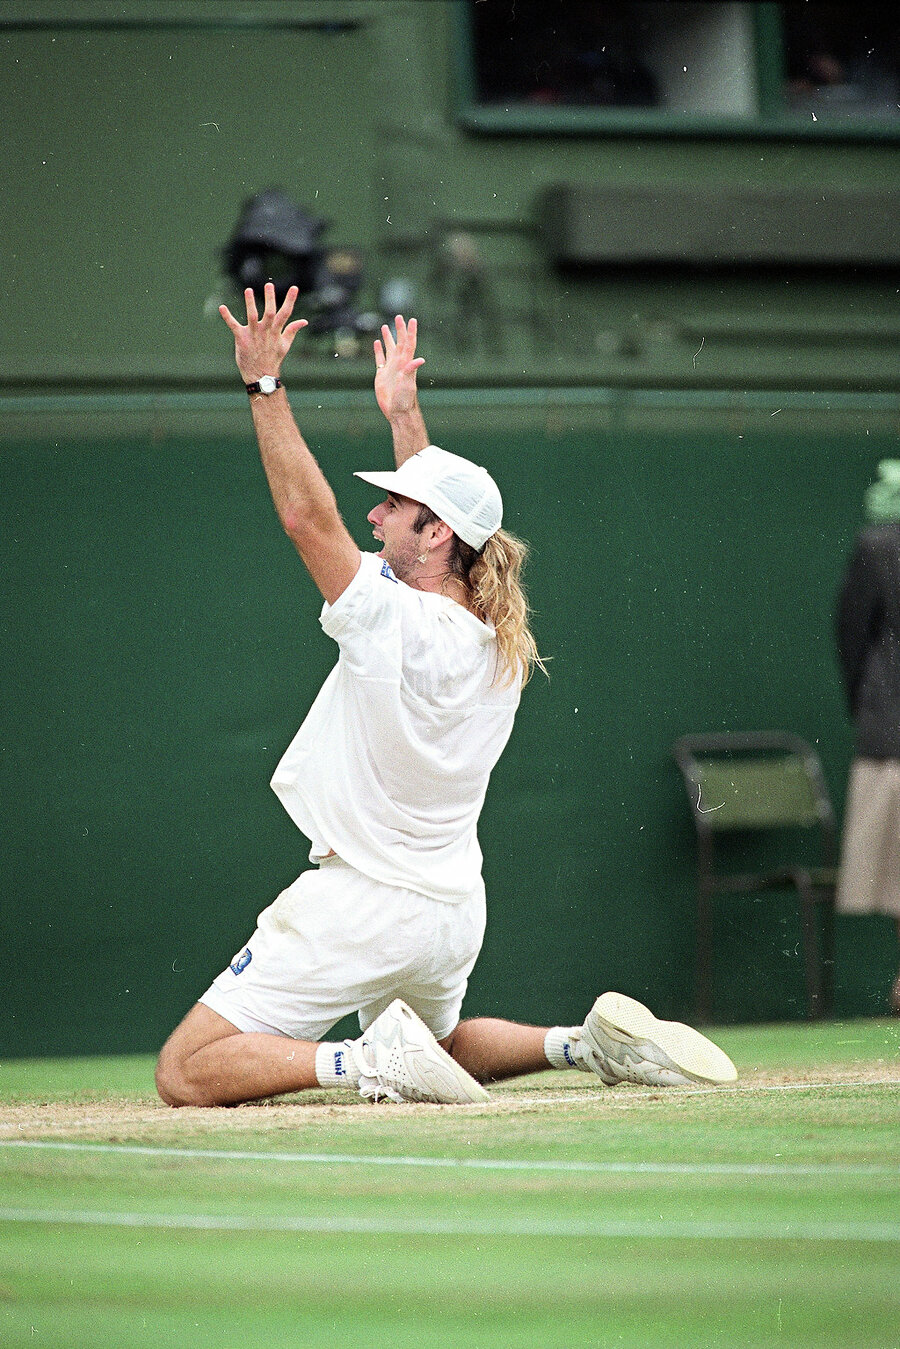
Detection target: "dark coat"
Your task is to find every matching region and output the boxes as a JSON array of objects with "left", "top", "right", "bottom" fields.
[{"left": 836, "top": 522, "right": 900, "bottom": 758}]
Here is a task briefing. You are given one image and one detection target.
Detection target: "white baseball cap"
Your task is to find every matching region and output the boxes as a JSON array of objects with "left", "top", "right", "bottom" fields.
[{"left": 354, "top": 445, "right": 503, "bottom": 551}]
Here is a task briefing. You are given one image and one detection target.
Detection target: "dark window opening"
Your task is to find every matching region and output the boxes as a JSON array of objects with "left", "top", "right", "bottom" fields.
[
  {"left": 472, "top": 0, "right": 662, "bottom": 109},
  {"left": 781, "top": 3, "right": 900, "bottom": 122},
  {"left": 464, "top": 0, "right": 900, "bottom": 130}
]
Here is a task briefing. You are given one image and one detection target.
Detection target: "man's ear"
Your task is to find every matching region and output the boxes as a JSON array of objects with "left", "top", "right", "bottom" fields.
[{"left": 429, "top": 518, "right": 455, "bottom": 550}]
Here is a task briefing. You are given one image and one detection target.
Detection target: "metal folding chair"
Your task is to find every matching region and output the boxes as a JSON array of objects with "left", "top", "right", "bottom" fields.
[{"left": 673, "top": 733, "right": 837, "bottom": 1022}]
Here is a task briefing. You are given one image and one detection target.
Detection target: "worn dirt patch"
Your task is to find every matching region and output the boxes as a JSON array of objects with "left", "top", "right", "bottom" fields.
[{"left": 0, "top": 1065, "right": 896, "bottom": 1140}]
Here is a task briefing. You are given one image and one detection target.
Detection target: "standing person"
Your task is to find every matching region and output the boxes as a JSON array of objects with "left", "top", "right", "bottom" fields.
[
  {"left": 835, "top": 461, "right": 900, "bottom": 1015},
  {"left": 155, "top": 284, "right": 736, "bottom": 1107}
]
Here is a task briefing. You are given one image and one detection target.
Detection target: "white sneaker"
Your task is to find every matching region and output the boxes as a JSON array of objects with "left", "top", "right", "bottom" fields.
[
  {"left": 577, "top": 992, "right": 738, "bottom": 1087},
  {"left": 355, "top": 999, "right": 489, "bottom": 1104}
]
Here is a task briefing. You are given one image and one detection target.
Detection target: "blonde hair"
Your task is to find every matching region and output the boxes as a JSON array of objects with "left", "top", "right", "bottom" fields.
[
  {"left": 468, "top": 528, "right": 546, "bottom": 687},
  {"left": 414, "top": 504, "right": 545, "bottom": 687}
]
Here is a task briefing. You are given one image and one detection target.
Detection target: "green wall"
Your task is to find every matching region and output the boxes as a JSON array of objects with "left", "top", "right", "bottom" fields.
[
  {"left": 2, "top": 2, "right": 899, "bottom": 1055},
  {"left": 2, "top": 1, "right": 898, "bottom": 394},
  {"left": 2, "top": 391, "right": 898, "bottom": 1056}
]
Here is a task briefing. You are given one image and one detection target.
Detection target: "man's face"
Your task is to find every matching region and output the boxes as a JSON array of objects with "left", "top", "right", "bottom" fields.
[{"left": 367, "top": 493, "right": 426, "bottom": 583}]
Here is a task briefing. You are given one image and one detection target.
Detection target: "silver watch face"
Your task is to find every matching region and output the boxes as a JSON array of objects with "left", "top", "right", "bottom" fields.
[{"left": 258, "top": 375, "right": 278, "bottom": 394}]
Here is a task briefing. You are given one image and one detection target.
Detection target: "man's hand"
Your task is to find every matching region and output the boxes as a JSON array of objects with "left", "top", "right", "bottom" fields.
[
  {"left": 374, "top": 315, "right": 425, "bottom": 422},
  {"left": 219, "top": 282, "right": 308, "bottom": 383}
]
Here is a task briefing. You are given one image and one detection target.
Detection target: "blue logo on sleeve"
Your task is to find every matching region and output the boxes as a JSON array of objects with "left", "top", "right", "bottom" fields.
[
  {"left": 380, "top": 561, "right": 398, "bottom": 583},
  {"left": 229, "top": 948, "right": 253, "bottom": 976}
]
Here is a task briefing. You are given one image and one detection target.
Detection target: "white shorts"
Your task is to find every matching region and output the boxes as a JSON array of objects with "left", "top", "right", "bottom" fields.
[{"left": 199, "top": 855, "right": 486, "bottom": 1042}]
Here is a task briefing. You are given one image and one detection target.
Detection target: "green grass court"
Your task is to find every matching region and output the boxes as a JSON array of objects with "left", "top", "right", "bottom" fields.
[{"left": 2, "top": 1019, "right": 898, "bottom": 1348}]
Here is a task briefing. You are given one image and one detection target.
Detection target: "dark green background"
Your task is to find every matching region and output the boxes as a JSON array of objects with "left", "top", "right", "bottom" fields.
[
  {"left": 2, "top": 2, "right": 898, "bottom": 1055},
  {"left": 2, "top": 392, "right": 897, "bottom": 1055}
]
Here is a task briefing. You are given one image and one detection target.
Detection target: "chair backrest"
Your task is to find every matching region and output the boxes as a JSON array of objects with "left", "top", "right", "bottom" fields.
[{"left": 673, "top": 733, "right": 835, "bottom": 836}]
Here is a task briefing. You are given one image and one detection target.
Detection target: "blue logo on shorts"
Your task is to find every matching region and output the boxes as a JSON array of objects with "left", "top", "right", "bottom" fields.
[
  {"left": 230, "top": 947, "right": 253, "bottom": 975},
  {"left": 380, "top": 561, "right": 398, "bottom": 583}
]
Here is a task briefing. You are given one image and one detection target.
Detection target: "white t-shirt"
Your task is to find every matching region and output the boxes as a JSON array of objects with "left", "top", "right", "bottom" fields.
[{"left": 270, "top": 552, "right": 521, "bottom": 902}]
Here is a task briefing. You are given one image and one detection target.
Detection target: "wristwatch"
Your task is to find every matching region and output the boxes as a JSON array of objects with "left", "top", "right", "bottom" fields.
[{"left": 245, "top": 376, "right": 281, "bottom": 396}]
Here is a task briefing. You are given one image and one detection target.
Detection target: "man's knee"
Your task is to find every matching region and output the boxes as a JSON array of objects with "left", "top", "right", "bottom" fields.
[
  {"left": 155, "top": 1041, "right": 199, "bottom": 1108},
  {"left": 155, "top": 1003, "right": 239, "bottom": 1107},
  {"left": 155, "top": 1042, "right": 232, "bottom": 1108}
]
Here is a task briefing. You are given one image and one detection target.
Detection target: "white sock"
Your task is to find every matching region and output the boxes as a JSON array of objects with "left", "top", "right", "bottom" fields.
[
  {"left": 544, "top": 1025, "right": 584, "bottom": 1070},
  {"left": 314, "top": 1039, "right": 362, "bottom": 1089}
]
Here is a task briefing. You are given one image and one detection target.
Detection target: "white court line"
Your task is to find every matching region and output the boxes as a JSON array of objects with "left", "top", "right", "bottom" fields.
[
  {"left": 0, "top": 1206, "right": 897, "bottom": 1242},
  {"left": 1, "top": 1140, "right": 897, "bottom": 1179}
]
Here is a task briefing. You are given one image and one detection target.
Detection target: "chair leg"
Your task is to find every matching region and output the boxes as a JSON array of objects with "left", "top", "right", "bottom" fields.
[
  {"left": 796, "top": 871, "right": 822, "bottom": 1019},
  {"left": 696, "top": 888, "right": 712, "bottom": 1024},
  {"left": 820, "top": 888, "right": 835, "bottom": 1018}
]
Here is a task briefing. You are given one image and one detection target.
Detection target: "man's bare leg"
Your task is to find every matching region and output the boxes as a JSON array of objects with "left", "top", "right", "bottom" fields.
[
  {"left": 441, "top": 1018, "right": 550, "bottom": 1083},
  {"left": 445, "top": 996, "right": 738, "bottom": 1089},
  {"left": 156, "top": 1003, "right": 320, "bottom": 1106},
  {"left": 156, "top": 1005, "right": 557, "bottom": 1106}
]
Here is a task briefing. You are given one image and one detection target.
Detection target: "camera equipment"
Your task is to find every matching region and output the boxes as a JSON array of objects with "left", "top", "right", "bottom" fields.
[{"left": 223, "top": 188, "right": 379, "bottom": 340}]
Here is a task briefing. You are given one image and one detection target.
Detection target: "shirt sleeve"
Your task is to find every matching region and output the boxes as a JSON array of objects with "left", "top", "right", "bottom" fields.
[{"left": 319, "top": 552, "right": 403, "bottom": 677}]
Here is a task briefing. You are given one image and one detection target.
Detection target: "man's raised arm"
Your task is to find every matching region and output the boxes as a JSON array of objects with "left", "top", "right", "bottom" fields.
[
  {"left": 373, "top": 315, "right": 430, "bottom": 467},
  {"left": 219, "top": 282, "right": 360, "bottom": 605}
]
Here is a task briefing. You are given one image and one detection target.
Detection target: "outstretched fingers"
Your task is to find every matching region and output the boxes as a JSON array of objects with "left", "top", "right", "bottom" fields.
[
  {"left": 393, "top": 314, "right": 413, "bottom": 357},
  {"left": 398, "top": 315, "right": 418, "bottom": 357},
  {"left": 219, "top": 281, "right": 309, "bottom": 381},
  {"left": 220, "top": 285, "right": 307, "bottom": 337},
  {"left": 380, "top": 322, "right": 396, "bottom": 355},
  {"left": 274, "top": 284, "right": 300, "bottom": 327},
  {"left": 244, "top": 286, "right": 260, "bottom": 328},
  {"left": 377, "top": 316, "right": 420, "bottom": 367},
  {"left": 275, "top": 283, "right": 307, "bottom": 343},
  {"left": 218, "top": 303, "right": 242, "bottom": 335},
  {"left": 261, "top": 281, "right": 282, "bottom": 320}
]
